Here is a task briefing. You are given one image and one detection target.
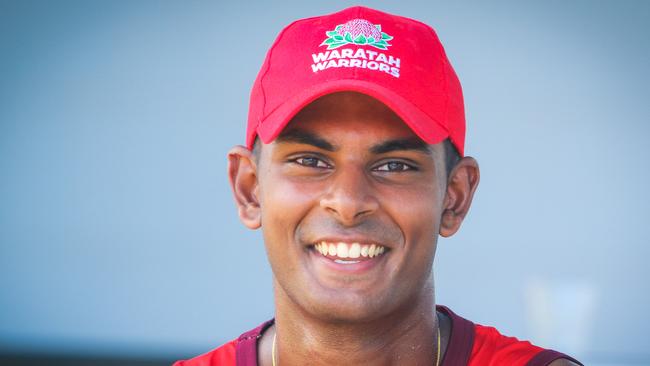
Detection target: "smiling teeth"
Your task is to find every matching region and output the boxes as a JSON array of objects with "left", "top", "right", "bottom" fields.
[
  {"left": 314, "top": 241, "right": 387, "bottom": 259},
  {"left": 325, "top": 243, "right": 334, "bottom": 256},
  {"left": 349, "top": 243, "right": 360, "bottom": 258},
  {"left": 336, "top": 243, "right": 349, "bottom": 258}
]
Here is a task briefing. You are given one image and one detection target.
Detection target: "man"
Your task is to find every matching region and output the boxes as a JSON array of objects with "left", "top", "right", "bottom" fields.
[{"left": 175, "top": 6, "right": 582, "bottom": 366}]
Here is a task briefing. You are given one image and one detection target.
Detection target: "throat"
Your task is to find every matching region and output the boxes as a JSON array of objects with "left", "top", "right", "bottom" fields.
[{"left": 269, "top": 309, "right": 441, "bottom": 365}]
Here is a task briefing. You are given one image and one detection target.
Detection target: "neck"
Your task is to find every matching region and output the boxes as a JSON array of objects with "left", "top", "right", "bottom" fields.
[{"left": 272, "top": 280, "right": 439, "bottom": 365}]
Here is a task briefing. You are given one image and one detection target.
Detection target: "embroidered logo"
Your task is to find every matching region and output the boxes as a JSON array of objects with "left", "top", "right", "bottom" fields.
[{"left": 320, "top": 19, "right": 393, "bottom": 50}]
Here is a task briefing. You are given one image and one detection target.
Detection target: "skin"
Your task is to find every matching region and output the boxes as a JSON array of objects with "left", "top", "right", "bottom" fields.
[{"left": 228, "top": 92, "right": 578, "bottom": 366}]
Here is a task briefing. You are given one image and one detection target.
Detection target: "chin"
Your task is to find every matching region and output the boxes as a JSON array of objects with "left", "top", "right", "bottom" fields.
[{"left": 302, "top": 290, "right": 398, "bottom": 324}]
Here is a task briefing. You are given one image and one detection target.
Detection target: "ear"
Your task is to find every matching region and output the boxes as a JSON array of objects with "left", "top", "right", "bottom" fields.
[
  {"left": 439, "top": 157, "right": 480, "bottom": 237},
  {"left": 227, "top": 145, "right": 261, "bottom": 229}
]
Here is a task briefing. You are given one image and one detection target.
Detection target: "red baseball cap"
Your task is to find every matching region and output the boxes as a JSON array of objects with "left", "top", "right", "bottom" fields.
[{"left": 247, "top": 6, "right": 466, "bottom": 156}]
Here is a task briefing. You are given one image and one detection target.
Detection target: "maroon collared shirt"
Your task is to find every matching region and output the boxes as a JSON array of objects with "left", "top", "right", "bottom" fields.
[{"left": 174, "top": 306, "right": 582, "bottom": 366}]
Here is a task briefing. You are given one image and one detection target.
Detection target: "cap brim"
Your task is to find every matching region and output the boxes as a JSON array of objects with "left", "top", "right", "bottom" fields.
[{"left": 254, "top": 79, "right": 450, "bottom": 149}]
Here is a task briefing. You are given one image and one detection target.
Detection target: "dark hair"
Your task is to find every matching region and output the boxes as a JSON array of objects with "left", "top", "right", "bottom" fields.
[
  {"left": 251, "top": 137, "right": 460, "bottom": 177},
  {"left": 442, "top": 138, "right": 461, "bottom": 177}
]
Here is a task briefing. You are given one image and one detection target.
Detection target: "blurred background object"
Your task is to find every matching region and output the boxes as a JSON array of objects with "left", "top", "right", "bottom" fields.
[
  {"left": 524, "top": 278, "right": 598, "bottom": 359},
  {"left": 1, "top": 0, "right": 649, "bottom": 365}
]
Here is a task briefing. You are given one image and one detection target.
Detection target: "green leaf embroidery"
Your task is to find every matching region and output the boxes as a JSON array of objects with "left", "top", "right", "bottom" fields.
[
  {"left": 353, "top": 34, "right": 367, "bottom": 44},
  {"left": 344, "top": 32, "right": 354, "bottom": 43},
  {"left": 381, "top": 32, "right": 393, "bottom": 40},
  {"left": 367, "top": 37, "right": 375, "bottom": 43},
  {"left": 324, "top": 38, "right": 336, "bottom": 44},
  {"left": 333, "top": 35, "right": 344, "bottom": 41},
  {"left": 326, "top": 31, "right": 339, "bottom": 37}
]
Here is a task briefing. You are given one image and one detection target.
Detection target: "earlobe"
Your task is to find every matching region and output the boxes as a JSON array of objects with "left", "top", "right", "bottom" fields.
[
  {"left": 227, "top": 145, "right": 262, "bottom": 229},
  {"left": 439, "top": 157, "right": 480, "bottom": 237}
]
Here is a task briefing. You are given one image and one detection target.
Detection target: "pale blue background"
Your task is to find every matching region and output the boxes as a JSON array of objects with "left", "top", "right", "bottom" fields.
[{"left": 1, "top": 0, "right": 648, "bottom": 364}]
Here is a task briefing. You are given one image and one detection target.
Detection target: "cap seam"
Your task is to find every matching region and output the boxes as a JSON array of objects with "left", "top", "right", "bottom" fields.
[
  {"left": 258, "top": 10, "right": 348, "bottom": 130},
  {"left": 428, "top": 25, "right": 451, "bottom": 139},
  {"left": 258, "top": 16, "right": 323, "bottom": 129},
  {"left": 258, "top": 23, "right": 293, "bottom": 127},
  {"left": 352, "top": 9, "right": 454, "bottom": 138},
  {"left": 385, "top": 13, "right": 453, "bottom": 139}
]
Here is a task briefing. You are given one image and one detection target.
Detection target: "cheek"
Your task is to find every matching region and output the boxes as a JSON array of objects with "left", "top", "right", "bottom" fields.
[
  {"left": 259, "top": 174, "right": 321, "bottom": 222},
  {"left": 381, "top": 181, "right": 441, "bottom": 233},
  {"left": 258, "top": 174, "right": 322, "bottom": 254},
  {"left": 381, "top": 183, "right": 441, "bottom": 268},
  {"left": 403, "top": 199, "right": 439, "bottom": 256}
]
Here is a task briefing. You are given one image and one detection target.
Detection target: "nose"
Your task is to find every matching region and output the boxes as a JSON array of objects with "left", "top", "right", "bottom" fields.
[{"left": 319, "top": 166, "right": 379, "bottom": 226}]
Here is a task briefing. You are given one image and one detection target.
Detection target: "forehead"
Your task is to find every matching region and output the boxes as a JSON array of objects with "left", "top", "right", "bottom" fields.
[{"left": 277, "top": 92, "right": 427, "bottom": 149}]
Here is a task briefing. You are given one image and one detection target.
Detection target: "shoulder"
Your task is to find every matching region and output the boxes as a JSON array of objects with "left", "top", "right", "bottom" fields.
[
  {"left": 470, "top": 323, "right": 583, "bottom": 366},
  {"left": 470, "top": 323, "right": 544, "bottom": 365},
  {"left": 173, "top": 319, "right": 274, "bottom": 366},
  {"left": 173, "top": 339, "right": 237, "bottom": 366},
  {"left": 435, "top": 305, "right": 584, "bottom": 366}
]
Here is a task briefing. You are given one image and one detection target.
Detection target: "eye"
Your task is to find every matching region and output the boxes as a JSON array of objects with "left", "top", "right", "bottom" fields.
[
  {"left": 293, "top": 156, "right": 330, "bottom": 169},
  {"left": 374, "top": 161, "right": 415, "bottom": 172}
]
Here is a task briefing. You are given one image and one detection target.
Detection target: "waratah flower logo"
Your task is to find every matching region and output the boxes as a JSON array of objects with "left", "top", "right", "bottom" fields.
[{"left": 320, "top": 19, "right": 393, "bottom": 50}]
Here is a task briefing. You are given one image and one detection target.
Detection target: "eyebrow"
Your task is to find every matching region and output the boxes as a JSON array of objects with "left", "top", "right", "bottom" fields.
[
  {"left": 275, "top": 129, "right": 431, "bottom": 155},
  {"left": 370, "top": 137, "right": 432, "bottom": 156},
  {"left": 275, "top": 129, "right": 337, "bottom": 151}
]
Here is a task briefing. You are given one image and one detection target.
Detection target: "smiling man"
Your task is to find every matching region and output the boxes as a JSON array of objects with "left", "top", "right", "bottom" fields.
[{"left": 175, "top": 6, "right": 582, "bottom": 366}]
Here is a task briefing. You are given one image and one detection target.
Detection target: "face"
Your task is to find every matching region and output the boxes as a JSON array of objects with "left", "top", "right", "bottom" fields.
[{"left": 250, "top": 92, "right": 449, "bottom": 323}]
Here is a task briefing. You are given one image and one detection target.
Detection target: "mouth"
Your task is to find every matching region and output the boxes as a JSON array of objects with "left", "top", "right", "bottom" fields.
[{"left": 310, "top": 241, "right": 389, "bottom": 265}]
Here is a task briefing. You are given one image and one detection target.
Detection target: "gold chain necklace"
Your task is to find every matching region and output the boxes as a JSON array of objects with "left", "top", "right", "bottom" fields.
[
  {"left": 271, "top": 326, "right": 441, "bottom": 366},
  {"left": 435, "top": 325, "right": 441, "bottom": 366}
]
